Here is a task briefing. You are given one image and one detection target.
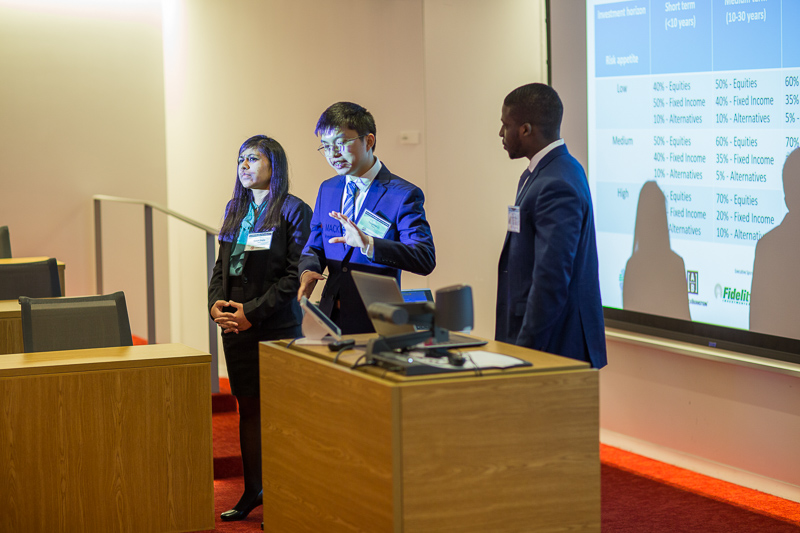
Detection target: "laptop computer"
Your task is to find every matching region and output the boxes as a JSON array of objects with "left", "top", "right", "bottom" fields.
[
  {"left": 401, "top": 288, "right": 434, "bottom": 303},
  {"left": 351, "top": 271, "right": 487, "bottom": 349}
]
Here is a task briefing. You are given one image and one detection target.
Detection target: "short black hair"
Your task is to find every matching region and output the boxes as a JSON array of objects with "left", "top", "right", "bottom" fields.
[
  {"left": 315, "top": 101, "right": 377, "bottom": 151},
  {"left": 503, "top": 83, "right": 563, "bottom": 140}
]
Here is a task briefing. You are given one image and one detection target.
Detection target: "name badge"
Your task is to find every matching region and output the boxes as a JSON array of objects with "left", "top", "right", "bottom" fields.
[
  {"left": 507, "top": 206, "right": 520, "bottom": 233},
  {"left": 357, "top": 209, "right": 391, "bottom": 239},
  {"left": 245, "top": 231, "right": 273, "bottom": 251}
]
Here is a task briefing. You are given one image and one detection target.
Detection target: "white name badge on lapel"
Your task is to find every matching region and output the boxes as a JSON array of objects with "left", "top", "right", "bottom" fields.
[
  {"left": 357, "top": 209, "right": 391, "bottom": 239},
  {"left": 245, "top": 231, "right": 274, "bottom": 251},
  {"left": 507, "top": 206, "right": 521, "bottom": 233}
]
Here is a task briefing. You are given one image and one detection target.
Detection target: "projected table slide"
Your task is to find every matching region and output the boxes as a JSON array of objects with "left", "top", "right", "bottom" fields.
[{"left": 587, "top": 0, "right": 800, "bottom": 334}]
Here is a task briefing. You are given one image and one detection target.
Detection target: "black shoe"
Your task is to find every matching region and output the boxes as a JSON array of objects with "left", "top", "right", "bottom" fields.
[{"left": 220, "top": 490, "right": 263, "bottom": 522}]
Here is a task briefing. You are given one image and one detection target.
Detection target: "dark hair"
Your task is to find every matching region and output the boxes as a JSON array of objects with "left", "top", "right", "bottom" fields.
[
  {"left": 503, "top": 83, "right": 563, "bottom": 140},
  {"left": 314, "top": 101, "right": 377, "bottom": 151},
  {"left": 219, "top": 135, "right": 290, "bottom": 241}
]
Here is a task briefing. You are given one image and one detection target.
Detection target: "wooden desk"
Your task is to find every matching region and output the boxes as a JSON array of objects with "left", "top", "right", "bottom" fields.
[
  {"left": 0, "top": 343, "right": 215, "bottom": 532},
  {"left": 0, "top": 299, "right": 23, "bottom": 354},
  {"left": 0, "top": 256, "right": 66, "bottom": 295},
  {"left": 260, "top": 336, "right": 600, "bottom": 533}
]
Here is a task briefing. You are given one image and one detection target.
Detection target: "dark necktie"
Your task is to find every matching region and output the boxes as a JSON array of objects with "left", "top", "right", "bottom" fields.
[
  {"left": 516, "top": 168, "right": 532, "bottom": 199},
  {"left": 342, "top": 181, "right": 358, "bottom": 233}
]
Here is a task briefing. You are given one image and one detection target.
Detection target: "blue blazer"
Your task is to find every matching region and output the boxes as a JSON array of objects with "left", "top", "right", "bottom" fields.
[
  {"left": 299, "top": 163, "right": 436, "bottom": 333},
  {"left": 495, "top": 144, "right": 607, "bottom": 368}
]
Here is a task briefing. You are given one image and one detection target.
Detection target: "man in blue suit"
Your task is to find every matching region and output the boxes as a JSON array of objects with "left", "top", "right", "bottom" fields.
[
  {"left": 495, "top": 83, "right": 607, "bottom": 368},
  {"left": 298, "top": 102, "right": 436, "bottom": 334}
]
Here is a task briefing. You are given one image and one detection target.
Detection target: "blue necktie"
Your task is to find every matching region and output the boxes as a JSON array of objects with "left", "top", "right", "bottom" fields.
[{"left": 342, "top": 181, "right": 357, "bottom": 233}]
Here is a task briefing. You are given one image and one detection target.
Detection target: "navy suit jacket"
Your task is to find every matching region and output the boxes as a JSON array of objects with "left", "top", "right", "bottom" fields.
[
  {"left": 495, "top": 144, "right": 607, "bottom": 368},
  {"left": 299, "top": 163, "right": 435, "bottom": 334}
]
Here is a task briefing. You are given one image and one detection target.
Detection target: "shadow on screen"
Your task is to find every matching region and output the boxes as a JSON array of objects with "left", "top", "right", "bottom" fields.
[
  {"left": 622, "top": 180, "right": 691, "bottom": 321},
  {"left": 750, "top": 148, "right": 800, "bottom": 338}
]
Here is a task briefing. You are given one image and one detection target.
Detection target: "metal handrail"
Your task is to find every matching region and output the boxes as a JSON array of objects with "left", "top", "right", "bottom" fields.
[{"left": 93, "top": 194, "right": 221, "bottom": 392}]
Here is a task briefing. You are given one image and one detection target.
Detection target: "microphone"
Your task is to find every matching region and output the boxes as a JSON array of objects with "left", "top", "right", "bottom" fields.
[
  {"left": 434, "top": 285, "right": 474, "bottom": 332},
  {"left": 367, "top": 302, "right": 409, "bottom": 325}
]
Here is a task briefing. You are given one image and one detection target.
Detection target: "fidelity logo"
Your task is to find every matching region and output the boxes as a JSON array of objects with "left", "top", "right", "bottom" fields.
[{"left": 714, "top": 283, "right": 750, "bottom": 305}]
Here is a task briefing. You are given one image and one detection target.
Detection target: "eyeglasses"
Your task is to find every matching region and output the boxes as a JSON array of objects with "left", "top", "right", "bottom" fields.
[{"left": 317, "top": 135, "right": 366, "bottom": 155}]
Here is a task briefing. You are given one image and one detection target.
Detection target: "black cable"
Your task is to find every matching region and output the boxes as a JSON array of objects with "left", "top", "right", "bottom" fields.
[
  {"left": 350, "top": 361, "right": 384, "bottom": 372},
  {"left": 286, "top": 337, "right": 299, "bottom": 348},
  {"left": 463, "top": 352, "right": 482, "bottom": 377},
  {"left": 350, "top": 353, "right": 368, "bottom": 369},
  {"left": 333, "top": 345, "right": 353, "bottom": 364}
]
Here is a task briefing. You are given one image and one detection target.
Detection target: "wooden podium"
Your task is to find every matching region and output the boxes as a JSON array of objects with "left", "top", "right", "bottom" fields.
[
  {"left": 260, "top": 337, "right": 600, "bottom": 533},
  {"left": 0, "top": 343, "right": 215, "bottom": 532}
]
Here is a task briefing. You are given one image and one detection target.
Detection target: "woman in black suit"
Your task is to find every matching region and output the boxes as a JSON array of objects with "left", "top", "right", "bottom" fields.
[{"left": 208, "top": 135, "right": 311, "bottom": 521}]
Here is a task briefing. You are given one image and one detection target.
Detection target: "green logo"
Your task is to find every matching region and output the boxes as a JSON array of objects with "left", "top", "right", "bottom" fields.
[{"left": 715, "top": 284, "right": 750, "bottom": 305}]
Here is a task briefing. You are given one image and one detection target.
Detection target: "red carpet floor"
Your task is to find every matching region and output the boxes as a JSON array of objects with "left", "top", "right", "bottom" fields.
[
  {"left": 212, "top": 378, "right": 242, "bottom": 480},
  {"left": 601, "top": 464, "right": 800, "bottom": 532},
  {"left": 601, "top": 443, "right": 800, "bottom": 529},
  {"left": 206, "top": 379, "right": 800, "bottom": 532},
  {"left": 205, "top": 379, "right": 264, "bottom": 532},
  {"left": 193, "top": 477, "right": 263, "bottom": 533}
]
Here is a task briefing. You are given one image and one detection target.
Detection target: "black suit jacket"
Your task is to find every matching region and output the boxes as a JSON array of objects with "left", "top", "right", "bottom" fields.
[{"left": 209, "top": 195, "right": 312, "bottom": 331}]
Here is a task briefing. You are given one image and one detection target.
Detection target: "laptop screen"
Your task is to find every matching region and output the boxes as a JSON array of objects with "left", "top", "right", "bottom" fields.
[
  {"left": 351, "top": 271, "right": 414, "bottom": 336},
  {"left": 401, "top": 288, "right": 433, "bottom": 303}
]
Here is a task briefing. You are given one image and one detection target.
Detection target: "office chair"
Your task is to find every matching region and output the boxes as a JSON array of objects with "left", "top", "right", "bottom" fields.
[
  {"left": 0, "top": 258, "right": 61, "bottom": 300},
  {"left": 19, "top": 291, "right": 133, "bottom": 353},
  {"left": 0, "top": 225, "right": 10, "bottom": 258}
]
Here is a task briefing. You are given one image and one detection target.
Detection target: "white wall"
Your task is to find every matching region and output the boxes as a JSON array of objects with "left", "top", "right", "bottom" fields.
[
  {"left": 600, "top": 332, "right": 800, "bottom": 501},
  {"left": 0, "top": 0, "right": 171, "bottom": 341},
  {"left": 162, "top": 0, "right": 548, "bottom": 355},
  {"left": 424, "top": 0, "right": 547, "bottom": 335}
]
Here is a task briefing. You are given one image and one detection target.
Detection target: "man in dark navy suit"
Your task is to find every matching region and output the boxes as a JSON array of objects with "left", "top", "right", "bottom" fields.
[
  {"left": 298, "top": 102, "right": 435, "bottom": 334},
  {"left": 495, "top": 83, "right": 606, "bottom": 368}
]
